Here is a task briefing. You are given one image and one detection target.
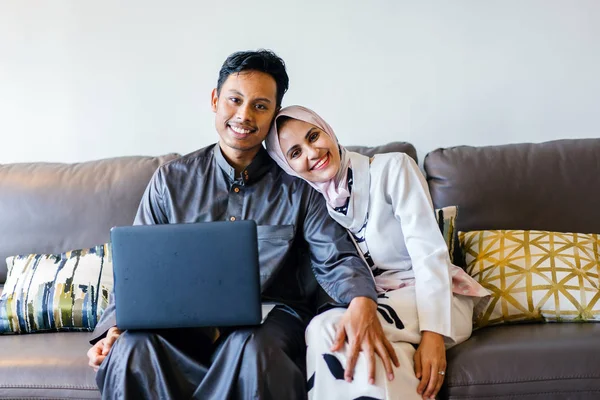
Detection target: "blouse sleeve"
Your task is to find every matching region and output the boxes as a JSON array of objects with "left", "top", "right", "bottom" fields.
[{"left": 382, "top": 153, "right": 454, "bottom": 338}]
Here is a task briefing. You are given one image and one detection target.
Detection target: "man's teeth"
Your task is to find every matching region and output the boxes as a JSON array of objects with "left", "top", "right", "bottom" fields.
[{"left": 230, "top": 125, "right": 251, "bottom": 134}]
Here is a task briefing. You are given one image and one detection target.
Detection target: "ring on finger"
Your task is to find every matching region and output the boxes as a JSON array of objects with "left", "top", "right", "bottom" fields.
[{"left": 438, "top": 371, "right": 445, "bottom": 376}]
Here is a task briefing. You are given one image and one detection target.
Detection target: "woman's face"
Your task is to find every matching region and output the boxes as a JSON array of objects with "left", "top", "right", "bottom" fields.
[{"left": 277, "top": 118, "right": 341, "bottom": 183}]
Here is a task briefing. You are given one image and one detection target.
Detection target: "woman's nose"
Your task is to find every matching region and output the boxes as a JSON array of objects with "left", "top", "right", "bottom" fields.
[{"left": 306, "top": 145, "right": 320, "bottom": 159}]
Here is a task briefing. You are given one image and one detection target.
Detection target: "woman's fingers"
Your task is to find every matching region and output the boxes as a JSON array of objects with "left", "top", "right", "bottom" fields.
[
  {"left": 423, "top": 361, "right": 439, "bottom": 398},
  {"left": 417, "top": 357, "right": 431, "bottom": 395},
  {"left": 432, "top": 366, "right": 446, "bottom": 399},
  {"left": 414, "top": 350, "right": 422, "bottom": 379}
]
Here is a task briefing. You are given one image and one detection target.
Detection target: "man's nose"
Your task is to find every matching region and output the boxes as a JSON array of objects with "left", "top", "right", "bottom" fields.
[{"left": 235, "top": 103, "right": 253, "bottom": 122}]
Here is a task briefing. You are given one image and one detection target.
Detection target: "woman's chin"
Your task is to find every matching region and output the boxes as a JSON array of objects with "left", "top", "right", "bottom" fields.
[{"left": 301, "top": 170, "right": 337, "bottom": 184}]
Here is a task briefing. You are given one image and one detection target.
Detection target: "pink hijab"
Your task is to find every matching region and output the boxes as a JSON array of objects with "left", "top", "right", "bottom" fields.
[{"left": 265, "top": 105, "right": 351, "bottom": 208}]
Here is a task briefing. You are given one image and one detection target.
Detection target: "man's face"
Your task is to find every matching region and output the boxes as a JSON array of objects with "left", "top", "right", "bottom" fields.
[{"left": 211, "top": 71, "right": 278, "bottom": 160}]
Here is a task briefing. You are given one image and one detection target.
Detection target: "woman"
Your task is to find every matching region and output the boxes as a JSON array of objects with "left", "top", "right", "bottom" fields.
[{"left": 265, "top": 106, "right": 489, "bottom": 400}]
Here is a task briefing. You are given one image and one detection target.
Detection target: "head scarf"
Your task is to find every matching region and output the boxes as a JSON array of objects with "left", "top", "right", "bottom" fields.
[
  {"left": 265, "top": 105, "right": 351, "bottom": 208},
  {"left": 266, "top": 105, "right": 371, "bottom": 233}
]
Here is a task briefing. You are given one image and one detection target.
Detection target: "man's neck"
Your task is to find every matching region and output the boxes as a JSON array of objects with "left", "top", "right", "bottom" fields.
[{"left": 218, "top": 144, "right": 260, "bottom": 177}]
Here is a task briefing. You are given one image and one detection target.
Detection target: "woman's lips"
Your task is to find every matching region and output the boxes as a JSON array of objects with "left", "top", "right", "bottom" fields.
[{"left": 311, "top": 153, "right": 330, "bottom": 170}]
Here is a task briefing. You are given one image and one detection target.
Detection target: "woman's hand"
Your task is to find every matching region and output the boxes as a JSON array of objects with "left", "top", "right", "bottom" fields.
[
  {"left": 414, "top": 331, "right": 446, "bottom": 399},
  {"left": 332, "top": 297, "right": 400, "bottom": 384}
]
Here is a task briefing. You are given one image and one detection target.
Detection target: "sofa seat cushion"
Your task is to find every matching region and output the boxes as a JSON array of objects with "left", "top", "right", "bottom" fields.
[
  {"left": 444, "top": 323, "right": 600, "bottom": 399},
  {"left": 0, "top": 332, "right": 99, "bottom": 399}
]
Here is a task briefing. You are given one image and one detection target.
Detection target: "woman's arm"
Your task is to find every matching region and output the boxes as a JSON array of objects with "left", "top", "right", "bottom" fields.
[{"left": 381, "top": 153, "right": 454, "bottom": 337}]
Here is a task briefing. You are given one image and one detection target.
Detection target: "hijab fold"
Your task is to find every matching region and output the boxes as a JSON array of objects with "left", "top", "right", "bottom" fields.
[{"left": 265, "top": 105, "right": 370, "bottom": 232}]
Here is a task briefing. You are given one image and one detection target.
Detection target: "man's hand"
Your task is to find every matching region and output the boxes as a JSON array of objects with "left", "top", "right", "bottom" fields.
[
  {"left": 331, "top": 297, "right": 400, "bottom": 384},
  {"left": 87, "top": 327, "right": 122, "bottom": 372},
  {"left": 414, "top": 331, "right": 446, "bottom": 399}
]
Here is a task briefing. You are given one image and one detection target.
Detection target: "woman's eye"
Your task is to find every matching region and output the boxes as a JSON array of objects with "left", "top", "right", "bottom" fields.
[
  {"left": 290, "top": 149, "right": 301, "bottom": 159},
  {"left": 309, "top": 131, "right": 320, "bottom": 142}
]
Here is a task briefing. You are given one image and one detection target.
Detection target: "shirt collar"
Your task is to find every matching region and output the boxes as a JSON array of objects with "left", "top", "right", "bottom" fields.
[{"left": 214, "top": 144, "right": 274, "bottom": 185}]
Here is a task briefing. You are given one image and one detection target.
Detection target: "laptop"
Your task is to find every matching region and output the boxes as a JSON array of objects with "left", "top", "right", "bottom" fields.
[{"left": 110, "top": 220, "right": 262, "bottom": 330}]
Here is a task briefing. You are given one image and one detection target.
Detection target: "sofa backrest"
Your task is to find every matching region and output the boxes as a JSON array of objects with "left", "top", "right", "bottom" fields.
[
  {"left": 0, "top": 154, "right": 180, "bottom": 283},
  {"left": 424, "top": 138, "right": 600, "bottom": 233}
]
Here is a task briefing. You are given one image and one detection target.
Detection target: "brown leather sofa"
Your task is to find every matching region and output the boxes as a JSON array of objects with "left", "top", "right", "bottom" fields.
[
  {"left": 425, "top": 138, "right": 600, "bottom": 399},
  {"left": 0, "top": 139, "right": 598, "bottom": 399},
  {"left": 0, "top": 153, "right": 179, "bottom": 399}
]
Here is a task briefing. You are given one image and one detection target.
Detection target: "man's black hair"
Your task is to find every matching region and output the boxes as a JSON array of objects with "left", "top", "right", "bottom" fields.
[{"left": 217, "top": 49, "right": 289, "bottom": 108}]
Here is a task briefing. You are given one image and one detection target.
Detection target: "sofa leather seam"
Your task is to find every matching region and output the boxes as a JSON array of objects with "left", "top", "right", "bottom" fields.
[
  {"left": 449, "top": 389, "right": 600, "bottom": 399},
  {"left": 449, "top": 375, "right": 600, "bottom": 386},
  {"left": 0, "top": 384, "right": 97, "bottom": 389}
]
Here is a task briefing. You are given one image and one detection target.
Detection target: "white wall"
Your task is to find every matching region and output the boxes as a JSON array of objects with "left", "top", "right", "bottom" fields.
[{"left": 1, "top": 0, "right": 599, "bottom": 164}]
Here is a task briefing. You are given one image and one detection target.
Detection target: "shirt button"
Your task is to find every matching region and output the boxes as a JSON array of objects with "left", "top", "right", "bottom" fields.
[
  {"left": 234, "top": 187, "right": 240, "bottom": 193},
  {"left": 230, "top": 216, "right": 236, "bottom": 221}
]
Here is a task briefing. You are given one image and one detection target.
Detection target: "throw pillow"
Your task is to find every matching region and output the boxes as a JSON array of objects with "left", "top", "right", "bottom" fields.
[
  {"left": 0, "top": 244, "right": 112, "bottom": 334},
  {"left": 434, "top": 205, "right": 460, "bottom": 264},
  {"left": 460, "top": 230, "right": 600, "bottom": 328}
]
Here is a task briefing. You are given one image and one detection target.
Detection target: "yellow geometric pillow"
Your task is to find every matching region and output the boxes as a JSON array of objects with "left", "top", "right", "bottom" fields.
[{"left": 459, "top": 230, "right": 600, "bottom": 328}]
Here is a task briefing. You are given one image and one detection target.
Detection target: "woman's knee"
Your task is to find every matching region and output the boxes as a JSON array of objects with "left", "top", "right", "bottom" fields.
[
  {"left": 305, "top": 308, "right": 345, "bottom": 345},
  {"left": 450, "top": 296, "right": 475, "bottom": 345}
]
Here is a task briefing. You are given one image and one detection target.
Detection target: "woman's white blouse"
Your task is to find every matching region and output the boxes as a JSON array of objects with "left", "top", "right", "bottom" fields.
[{"left": 357, "top": 152, "right": 453, "bottom": 337}]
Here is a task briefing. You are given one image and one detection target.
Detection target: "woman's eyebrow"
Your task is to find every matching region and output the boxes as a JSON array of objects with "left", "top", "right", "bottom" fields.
[
  {"left": 305, "top": 127, "right": 318, "bottom": 140},
  {"left": 286, "top": 144, "right": 300, "bottom": 158}
]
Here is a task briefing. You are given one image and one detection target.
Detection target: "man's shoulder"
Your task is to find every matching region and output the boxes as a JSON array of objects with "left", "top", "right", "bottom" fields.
[
  {"left": 269, "top": 163, "right": 312, "bottom": 189},
  {"left": 157, "top": 144, "right": 216, "bottom": 175}
]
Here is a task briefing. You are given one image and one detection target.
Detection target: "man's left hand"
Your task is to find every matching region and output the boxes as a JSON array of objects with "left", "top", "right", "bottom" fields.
[{"left": 331, "top": 296, "right": 400, "bottom": 384}]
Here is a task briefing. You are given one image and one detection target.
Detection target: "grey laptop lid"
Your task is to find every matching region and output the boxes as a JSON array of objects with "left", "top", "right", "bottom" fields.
[{"left": 110, "top": 220, "right": 261, "bottom": 330}]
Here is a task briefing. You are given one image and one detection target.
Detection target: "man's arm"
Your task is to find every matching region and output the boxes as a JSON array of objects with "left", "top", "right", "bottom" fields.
[
  {"left": 89, "top": 168, "right": 169, "bottom": 345},
  {"left": 302, "top": 186, "right": 399, "bottom": 383},
  {"left": 301, "top": 187, "right": 377, "bottom": 305}
]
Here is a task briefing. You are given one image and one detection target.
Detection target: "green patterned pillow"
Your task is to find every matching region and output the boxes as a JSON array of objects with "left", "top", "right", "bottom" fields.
[
  {"left": 435, "top": 205, "right": 461, "bottom": 264},
  {"left": 0, "top": 244, "right": 112, "bottom": 334}
]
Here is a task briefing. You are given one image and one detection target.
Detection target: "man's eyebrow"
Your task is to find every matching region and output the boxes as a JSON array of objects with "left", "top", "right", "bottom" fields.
[{"left": 226, "top": 90, "right": 272, "bottom": 104}]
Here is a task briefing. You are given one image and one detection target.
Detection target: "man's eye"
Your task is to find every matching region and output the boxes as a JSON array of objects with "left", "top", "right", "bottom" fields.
[
  {"left": 309, "top": 132, "right": 320, "bottom": 142},
  {"left": 229, "top": 97, "right": 240, "bottom": 104},
  {"left": 256, "top": 104, "right": 267, "bottom": 111}
]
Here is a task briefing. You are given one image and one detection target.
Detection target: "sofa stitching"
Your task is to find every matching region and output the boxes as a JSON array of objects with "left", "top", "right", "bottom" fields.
[
  {"left": 449, "top": 389, "right": 600, "bottom": 399},
  {"left": 449, "top": 374, "right": 600, "bottom": 386},
  {"left": 1, "top": 396, "right": 97, "bottom": 400},
  {"left": 0, "top": 384, "right": 97, "bottom": 389},
  {"left": 2, "top": 398, "right": 95, "bottom": 400}
]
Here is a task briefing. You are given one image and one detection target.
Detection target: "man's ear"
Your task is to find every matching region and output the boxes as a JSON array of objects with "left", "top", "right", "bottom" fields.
[{"left": 211, "top": 88, "right": 218, "bottom": 113}]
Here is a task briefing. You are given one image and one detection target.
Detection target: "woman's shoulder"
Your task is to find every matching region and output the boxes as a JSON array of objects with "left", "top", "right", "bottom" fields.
[{"left": 370, "top": 151, "right": 413, "bottom": 169}]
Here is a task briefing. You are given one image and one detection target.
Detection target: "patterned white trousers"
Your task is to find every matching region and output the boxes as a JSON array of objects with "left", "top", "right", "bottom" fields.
[{"left": 305, "top": 286, "right": 474, "bottom": 400}]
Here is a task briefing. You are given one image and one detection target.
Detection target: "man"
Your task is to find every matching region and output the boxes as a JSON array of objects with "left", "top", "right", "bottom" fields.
[{"left": 87, "top": 50, "right": 398, "bottom": 399}]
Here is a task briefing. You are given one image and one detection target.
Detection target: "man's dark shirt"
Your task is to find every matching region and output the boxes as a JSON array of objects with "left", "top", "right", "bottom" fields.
[{"left": 92, "top": 144, "right": 377, "bottom": 340}]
